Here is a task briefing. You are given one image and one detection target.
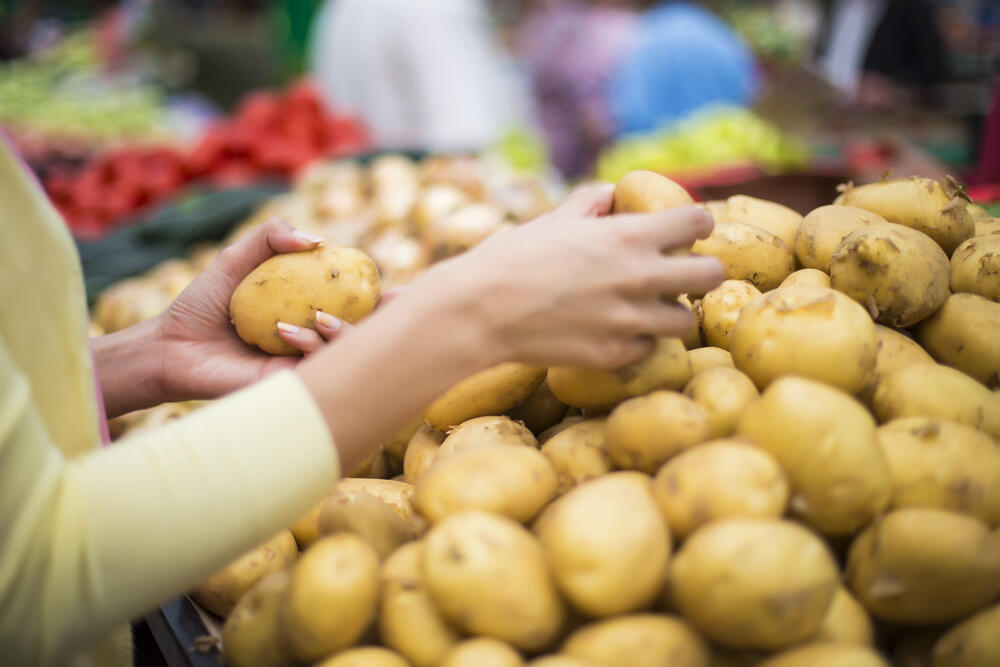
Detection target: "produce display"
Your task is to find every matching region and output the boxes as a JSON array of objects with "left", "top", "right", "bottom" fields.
[{"left": 96, "top": 167, "right": 1000, "bottom": 666}]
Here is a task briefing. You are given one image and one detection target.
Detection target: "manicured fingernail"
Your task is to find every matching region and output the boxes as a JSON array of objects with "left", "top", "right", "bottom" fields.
[
  {"left": 293, "top": 229, "right": 324, "bottom": 245},
  {"left": 277, "top": 322, "right": 300, "bottom": 334},
  {"left": 315, "top": 311, "right": 341, "bottom": 331}
]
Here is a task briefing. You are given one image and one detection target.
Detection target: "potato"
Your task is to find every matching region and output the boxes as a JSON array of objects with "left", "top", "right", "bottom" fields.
[
  {"left": 718, "top": 195, "right": 803, "bottom": 249},
  {"left": 834, "top": 176, "right": 975, "bottom": 255},
  {"left": 540, "top": 419, "right": 612, "bottom": 494},
  {"left": 289, "top": 498, "right": 328, "bottom": 550},
  {"left": 873, "top": 364, "right": 1000, "bottom": 438},
  {"left": 682, "top": 367, "right": 759, "bottom": 438},
  {"left": 317, "top": 487, "right": 417, "bottom": 557},
  {"left": 230, "top": 246, "right": 380, "bottom": 355},
  {"left": 652, "top": 441, "right": 788, "bottom": 540},
  {"left": 440, "top": 638, "right": 524, "bottom": 667},
  {"left": 328, "top": 478, "right": 424, "bottom": 536},
  {"left": 846, "top": 508, "right": 1000, "bottom": 625},
  {"left": 428, "top": 202, "right": 506, "bottom": 256},
  {"left": 813, "top": 588, "right": 875, "bottom": 646},
  {"left": 613, "top": 337, "right": 692, "bottom": 395},
  {"left": 691, "top": 221, "right": 795, "bottom": 290},
  {"left": 678, "top": 294, "right": 704, "bottom": 348},
  {"left": 412, "top": 183, "right": 469, "bottom": 235},
  {"left": 968, "top": 203, "right": 991, "bottom": 219},
  {"left": 918, "top": 293, "right": 1000, "bottom": 386},
  {"left": 436, "top": 415, "right": 538, "bottom": 459},
  {"left": 758, "top": 643, "right": 889, "bottom": 667},
  {"left": 613, "top": 170, "right": 693, "bottom": 214},
  {"left": 221, "top": 571, "right": 293, "bottom": 667},
  {"left": 829, "top": 224, "right": 951, "bottom": 327},
  {"left": 378, "top": 541, "right": 459, "bottom": 667},
  {"left": 561, "top": 614, "right": 709, "bottom": 667},
  {"left": 730, "top": 286, "right": 877, "bottom": 394},
  {"left": 700, "top": 280, "right": 762, "bottom": 350},
  {"left": 779, "top": 268, "right": 831, "bottom": 289},
  {"left": 423, "top": 363, "right": 546, "bottom": 430},
  {"left": 415, "top": 444, "right": 557, "bottom": 523},
  {"left": 506, "top": 377, "right": 570, "bottom": 435},
  {"left": 424, "top": 511, "right": 564, "bottom": 651},
  {"left": 687, "top": 346, "right": 733, "bottom": 374},
  {"left": 280, "top": 534, "right": 379, "bottom": 662},
  {"left": 547, "top": 367, "right": 630, "bottom": 412},
  {"left": 382, "top": 417, "right": 422, "bottom": 461},
  {"left": 933, "top": 602, "right": 1000, "bottom": 667},
  {"left": 858, "top": 325, "right": 935, "bottom": 404},
  {"left": 672, "top": 518, "right": 838, "bottom": 650},
  {"left": 537, "top": 415, "right": 586, "bottom": 445},
  {"left": 316, "top": 648, "right": 410, "bottom": 667},
  {"left": 528, "top": 656, "right": 598, "bottom": 667},
  {"left": 975, "top": 217, "right": 1000, "bottom": 237},
  {"left": 403, "top": 426, "right": 444, "bottom": 484},
  {"left": 737, "top": 376, "right": 890, "bottom": 535},
  {"left": 191, "top": 530, "right": 298, "bottom": 618},
  {"left": 950, "top": 235, "right": 1000, "bottom": 302},
  {"left": 795, "top": 205, "right": 889, "bottom": 270},
  {"left": 605, "top": 391, "right": 710, "bottom": 473},
  {"left": 877, "top": 418, "right": 1000, "bottom": 524},
  {"left": 535, "top": 473, "right": 670, "bottom": 617},
  {"left": 350, "top": 445, "right": 389, "bottom": 478}
]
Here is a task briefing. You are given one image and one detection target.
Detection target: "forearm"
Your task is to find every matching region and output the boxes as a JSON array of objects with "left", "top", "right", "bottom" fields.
[{"left": 90, "top": 317, "right": 168, "bottom": 418}]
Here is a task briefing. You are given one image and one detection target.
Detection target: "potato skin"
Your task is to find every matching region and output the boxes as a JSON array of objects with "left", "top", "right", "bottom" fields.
[
  {"left": 561, "top": 614, "right": 710, "bottom": 667},
  {"left": 289, "top": 499, "right": 328, "bottom": 550},
  {"left": 737, "top": 377, "right": 890, "bottom": 535},
  {"left": 834, "top": 176, "right": 975, "bottom": 255},
  {"left": 280, "top": 534, "right": 380, "bottom": 663},
  {"left": 682, "top": 367, "right": 759, "bottom": 438},
  {"left": 700, "top": 280, "right": 762, "bottom": 351},
  {"left": 506, "top": 377, "right": 570, "bottom": 435},
  {"left": 812, "top": 588, "right": 875, "bottom": 647},
  {"left": 975, "top": 217, "right": 1000, "bottom": 237},
  {"left": 423, "top": 363, "right": 546, "bottom": 430},
  {"left": 439, "top": 638, "right": 524, "bottom": 667},
  {"left": 917, "top": 293, "right": 1000, "bottom": 386},
  {"left": 535, "top": 473, "right": 671, "bottom": 617},
  {"left": 873, "top": 364, "right": 1000, "bottom": 438},
  {"left": 316, "top": 487, "right": 417, "bottom": 558},
  {"left": 721, "top": 195, "right": 802, "bottom": 249},
  {"left": 436, "top": 415, "right": 537, "bottom": 459},
  {"left": 328, "top": 478, "right": 425, "bottom": 536},
  {"left": 933, "top": 602, "right": 1000, "bottom": 667},
  {"left": 692, "top": 221, "right": 795, "bottom": 290},
  {"left": 730, "top": 286, "right": 877, "bottom": 394},
  {"left": 779, "top": 268, "right": 831, "bottom": 289},
  {"left": 605, "top": 391, "right": 710, "bottom": 473},
  {"left": 423, "top": 511, "right": 564, "bottom": 651},
  {"left": 221, "top": 571, "right": 294, "bottom": 667},
  {"left": 191, "top": 530, "right": 298, "bottom": 618},
  {"left": 687, "top": 346, "right": 734, "bottom": 375},
  {"left": 950, "top": 234, "right": 1000, "bottom": 302},
  {"left": 415, "top": 444, "right": 558, "bottom": 523},
  {"left": 857, "top": 325, "right": 935, "bottom": 405},
  {"left": 540, "top": 419, "right": 612, "bottom": 494},
  {"left": 547, "top": 367, "right": 630, "bottom": 412},
  {"left": 316, "top": 648, "right": 410, "bottom": 667},
  {"left": 403, "top": 426, "right": 444, "bottom": 485},
  {"left": 613, "top": 337, "right": 691, "bottom": 395},
  {"left": 846, "top": 509, "right": 1000, "bottom": 625},
  {"left": 230, "top": 246, "right": 380, "bottom": 355},
  {"left": 378, "top": 541, "right": 459, "bottom": 667},
  {"left": 652, "top": 441, "right": 788, "bottom": 540},
  {"left": 671, "top": 518, "right": 839, "bottom": 650},
  {"left": 758, "top": 643, "right": 889, "bottom": 667},
  {"left": 795, "top": 205, "right": 889, "bottom": 271},
  {"left": 613, "top": 170, "right": 693, "bottom": 213},
  {"left": 829, "top": 224, "right": 951, "bottom": 327}
]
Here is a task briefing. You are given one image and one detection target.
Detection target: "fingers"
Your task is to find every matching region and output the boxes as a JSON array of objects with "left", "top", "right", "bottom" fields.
[
  {"left": 554, "top": 182, "right": 616, "bottom": 218},
  {"left": 616, "top": 255, "right": 725, "bottom": 298},
  {"left": 614, "top": 206, "right": 715, "bottom": 251},
  {"left": 634, "top": 299, "right": 698, "bottom": 339},
  {"left": 277, "top": 311, "right": 350, "bottom": 354},
  {"left": 215, "top": 217, "right": 324, "bottom": 285}
]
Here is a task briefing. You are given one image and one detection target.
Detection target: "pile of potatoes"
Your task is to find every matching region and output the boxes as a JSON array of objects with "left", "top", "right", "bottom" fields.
[{"left": 167, "top": 169, "right": 1000, "bottom": 665}]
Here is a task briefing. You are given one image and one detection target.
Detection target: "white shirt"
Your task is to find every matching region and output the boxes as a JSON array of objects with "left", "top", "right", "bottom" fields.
[{"left": 820, "top": 0, "right": 889, "bottom": 95}]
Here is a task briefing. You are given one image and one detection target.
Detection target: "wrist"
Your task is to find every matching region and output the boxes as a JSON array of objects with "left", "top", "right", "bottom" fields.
[{"left": 90, "top": 315, "right": 171, "bottom": 418}]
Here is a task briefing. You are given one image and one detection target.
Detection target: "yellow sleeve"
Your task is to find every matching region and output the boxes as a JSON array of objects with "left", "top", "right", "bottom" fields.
[{"left": 0, "top": 340, "right": 339, "bottom": 666}]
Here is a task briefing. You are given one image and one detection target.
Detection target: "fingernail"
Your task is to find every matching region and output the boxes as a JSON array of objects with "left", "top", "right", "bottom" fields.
[
  {"left": 277, "top": 322, "right": 300, "bottom": 334},
  {"left": 293, "top": 229, "right": 325, "bottom": 245},
  {"left": 315, "top": 311, "right": 341, "bottom": 331}
]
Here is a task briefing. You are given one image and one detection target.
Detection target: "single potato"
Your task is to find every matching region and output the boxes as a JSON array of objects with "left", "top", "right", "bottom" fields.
[
  {"left": 613, "top": 337, "right": 692, "bottom": 396},
  {"left": 700, "top": 280, "right": 762, "bottom": 351},
  {"left": 795, "top": 205, "right": 889, "bottom": 271},
  {"left": 605, "top": 391, "right": 710, "bottom": 473},
  {"left": 506, "top": 377, "right": 570, "bottom": 435},
  {"left": 539, "top": 419, "right": 612, "bottom": 494},
  {"left": 423, "top": 363, "right": 546, "bottom": 430},
  {"left": 439, "top": 638, "right": 524, "bottom": 667},
  {"left": 230, "top": 246, "right": 380, "bottom": 355},
  {"left": 857, "top": 325, "right": 935, "bottom": 405},
  {"left": 436, "top": 415, "right": 538, "bottom": 459},
  {"left": 652, "top": 440, "right": 788, "bottom": 540},
  {"left": 691, "top": 221, "right": 795, "bottom": 291},
  {"left": 950, "top": 234, "right": 1000, "bottom": 302},
  {"left": 812, "top": 588, "right": 875, "bottom": 647},
  {"left": 424, "top": 511, "right": 564, "bottom": 652},
  {"left": 975, "top": 217, "right": 1000, "bottom": 237},
  {"left": 316, "top": 487, "right": 418, "bottom": 557},
  {"left": 718, "top": 194, "right": 803, "bottom": 249},
  {"left": 403, "top": 426, "right": 444, "bottom": 485},
  {"left": 535, "top": 472, "right": 671, "bottom": 617},
  {"left": 315, "top": 648, "right": 410, "bottom": 667},
  {"left": 382, "top": 418, "right": 422, "bottom": 461},
  {"left": 933, "top": 602, "right": 1000, "bottom": 667},
  {"left": 758, "top": 643, "right": 889, "bottom": 667},
  {"left": 221, "top": 571, "right": 294, "bottom": 667},
  {"left": 828, "top": 223, "right": 951, "bottom": 327},
  {"left": 561, "top": 614, "right": 710, "bottom": 667},
  {"left": 678, "top": 294, "right": 704, "bottom": 348},
  {"left": 547, "top": 366, "right": 631, "bottom": 412},
  {"left": 613, "top": 170, "right": 693, "bottom": 215},
  {"left": 918, "top": 293, "right": 1000, "bottom": 386},
  {"left": 682, "top": 367, "right": 759, "bottom": 438},
  {"left": 289, "top": 498, "right": 329, "bottom": 550},
  {"left": 528, "top": 657, "right": 598, "bottom": 667},
  {"left": 737, "top": 376, "right": 890, "bottom": 535},
  {"left": 730, "top": 286, "right": 877, "bottom": 394},
  {"left": 331, "top": 478, "right": 424, "bottom": 535},
  {"left": 671, "top": 518, "right": 839, "bottom": 650},
  {"left": 779, "top": 268, "right": 831, "bottom": 289},
  {"left": 846, "top": 508, "right": 1000, "bottom": 625},
  {"left": 687, "top": 346, "right": 734, "bottom": 375}
]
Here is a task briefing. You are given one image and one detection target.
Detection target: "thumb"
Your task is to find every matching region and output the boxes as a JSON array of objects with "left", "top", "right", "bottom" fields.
[{"left": 213, "top": 218, "right": 324, "bottom": 287}]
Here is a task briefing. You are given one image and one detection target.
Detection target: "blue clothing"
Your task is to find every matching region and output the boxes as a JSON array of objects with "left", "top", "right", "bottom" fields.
[{"left": 609, "top": 3, "right": 757, "bottom": 135}]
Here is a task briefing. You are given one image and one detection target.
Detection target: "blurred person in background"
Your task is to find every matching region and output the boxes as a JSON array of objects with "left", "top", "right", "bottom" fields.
[
  {"left": 607, "top": 1, "right": 758, "bottom": 136},
  {"left": 308, "top": 0, "right": 528, "bottom": 154},
  {"left": 516, "top": 0, "right": 640, "bottom": 179},
  {"left": 816, "top": 0, "right": 949, "bottom": 107}
]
